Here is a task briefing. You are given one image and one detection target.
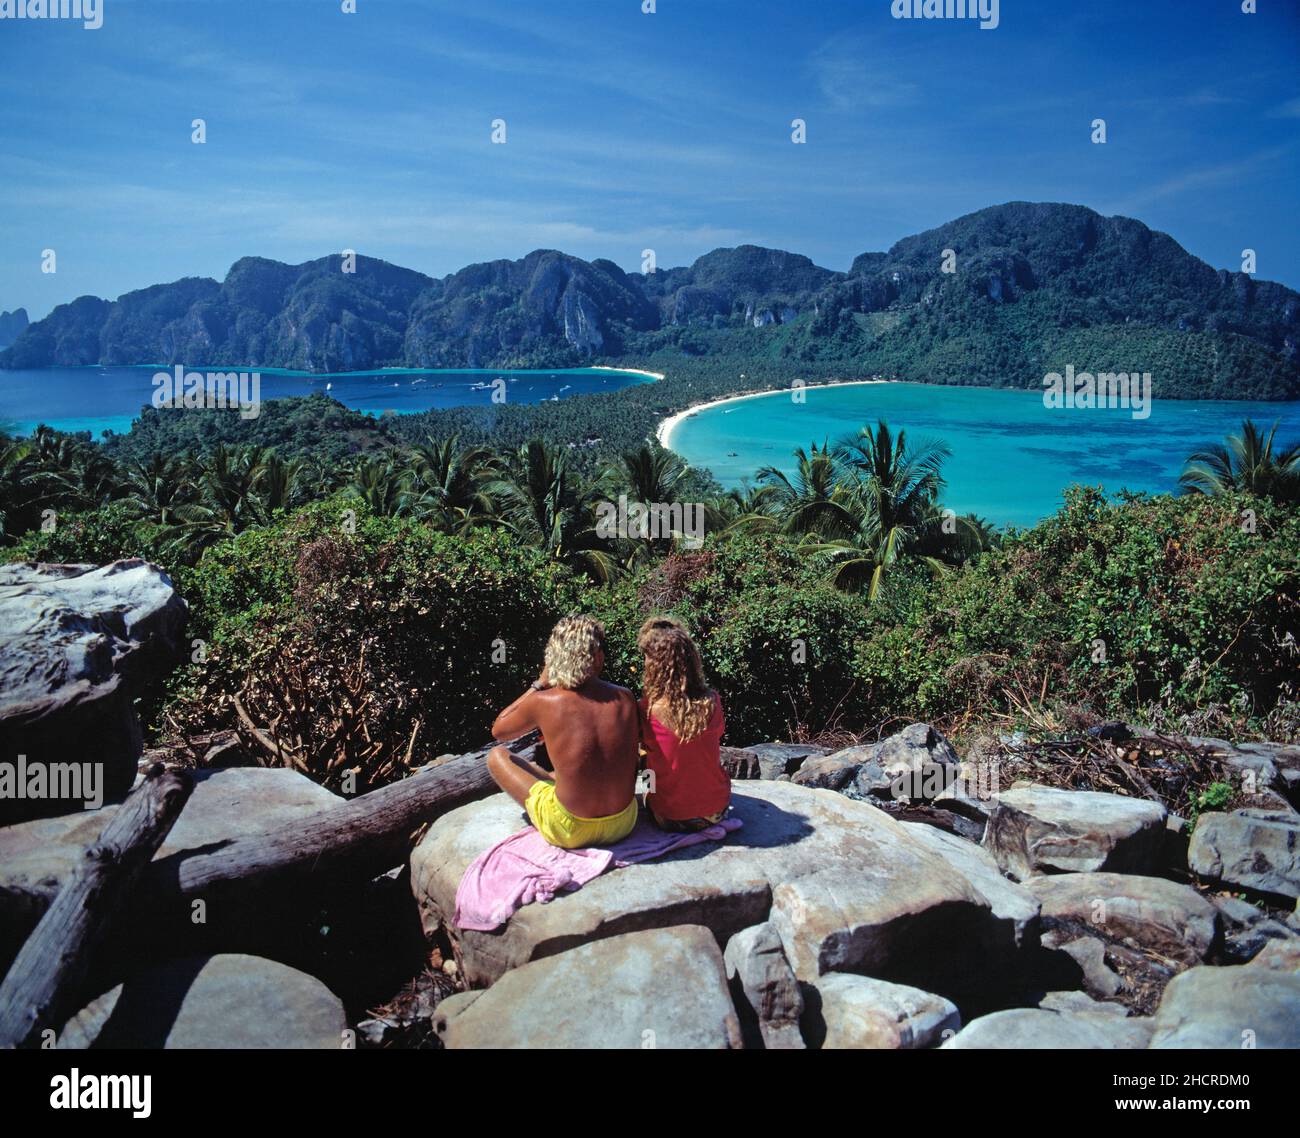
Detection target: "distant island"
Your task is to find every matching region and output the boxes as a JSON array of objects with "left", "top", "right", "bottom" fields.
[{"left": 3, "top": 202, "right": 1297, "bottom": 402}]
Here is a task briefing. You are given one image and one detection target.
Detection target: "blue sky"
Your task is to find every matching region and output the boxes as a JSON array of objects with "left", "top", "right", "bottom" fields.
[{"left": 1, "top": 0, "right": 1298, "bottom": 319}]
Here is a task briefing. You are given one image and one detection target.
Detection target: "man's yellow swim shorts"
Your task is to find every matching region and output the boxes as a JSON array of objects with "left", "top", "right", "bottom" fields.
[{"left": 524, "top": 781, "right": 639, "bottom": 849}]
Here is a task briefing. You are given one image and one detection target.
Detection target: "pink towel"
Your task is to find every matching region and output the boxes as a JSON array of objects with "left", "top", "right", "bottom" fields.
[{"left": 453, "top": 813, "right": 744, "bottom": 931}]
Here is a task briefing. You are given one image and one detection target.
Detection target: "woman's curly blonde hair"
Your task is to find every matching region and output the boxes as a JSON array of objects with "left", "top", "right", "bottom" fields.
[
  {"left": 544, "top": 614, "right": 606, "bottom": 690},
  {"left": 638, "top": 617, "right": 715, "bottom": 743}
]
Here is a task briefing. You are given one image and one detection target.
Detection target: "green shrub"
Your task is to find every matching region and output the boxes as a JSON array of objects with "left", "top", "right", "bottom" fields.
[
  {"left": 854, "top": 487, "right": 1299, "bottom": 732},
  {"left": 165, "top": 498, "right": 583, "bottom": 787}
]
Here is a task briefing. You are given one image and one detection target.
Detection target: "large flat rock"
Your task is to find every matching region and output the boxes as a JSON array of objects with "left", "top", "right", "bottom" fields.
[
  {"left": 57, "top": 954, "right": 347, "bottom": 1049},
  {"left": 411, "top": 780, "right": 1008, "bottom": 992},
  {"left": 1149, "top": 966, "right": 1300, "bottom": 1048},
  {"left": 983, "top": 785, "right": 1168, "bottom": 879},
  {"left": 434, "top": 926, "right": 742, "bottom": 1049}
]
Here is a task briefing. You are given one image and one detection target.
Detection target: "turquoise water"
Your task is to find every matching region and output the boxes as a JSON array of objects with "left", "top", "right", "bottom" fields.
[
  {"left": 0, "top": 365, "right": 655, "bottom": 439},
  {"left": 668, "top": 382, "right": 1300, "bottom": 528}
]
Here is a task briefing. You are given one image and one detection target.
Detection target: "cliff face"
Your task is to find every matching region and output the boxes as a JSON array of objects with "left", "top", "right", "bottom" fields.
[
  {"left": 2, "top": 203, "right": 1297, "bottom": 397},
  {"left": 0, "top": 308, "right": 29, "bottom": 349}
]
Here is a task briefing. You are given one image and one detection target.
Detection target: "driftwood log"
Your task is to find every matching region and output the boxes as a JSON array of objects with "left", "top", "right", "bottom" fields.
[{"left": 0, "top": 763, "right": 194, "bottom": 1049}]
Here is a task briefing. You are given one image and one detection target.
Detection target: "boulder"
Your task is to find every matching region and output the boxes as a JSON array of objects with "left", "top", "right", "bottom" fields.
[
  {"left": 1025, "top": 872, "right": 1218, "bottom": 966},
  {"left": 902, "top": 821, "right": 1041, "bottom": 950},
  {"left": 434, "top": 926, "right": 742, "bottom": 1049},
  {"left": 804, "top": 973, "right": 960, "bottom": 1049},
  {"left": 940, "top": 1007, "right": 1154, "bottom": 1049},
  {"left": 57, "top": 954, "right": 347, "bottom": 1048},
  {"left": 0, "top": 767, "right": 343, "bottom": 963},
  {"left": 723, "top": 921, "right": 804, "bottom": 1049},
  {"left": 0, "top": 560, "right": 187, "bottom": 823},
  {"left": 983, "top": 785, "right": 1168, "bottom": 879},
  {"left": 1188, "top": 809, "right": 1300, "bottom": 899},
  {"left": 1149, "top": 966, "right": 1300, "bottom": 1048},
  {"left": 792, "top": 722, "right": 960, "bottom": 801},
  {"left": 411, "top": 780, "right": 1012, "bottom": 994},
  {"left": 744, "top": 743, "right": 827, "bottom": 781}
]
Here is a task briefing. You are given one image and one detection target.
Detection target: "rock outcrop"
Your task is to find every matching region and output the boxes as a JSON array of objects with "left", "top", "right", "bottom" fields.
[
  {"left": 804, "top": 973, "right": 961, "bottom": 1049},
  {"left": 792, "top": 722, "right": 961, "bottom": 800},
  {"left": 411, "top": 780, "right": 1018, "bottom": 996},
  {"left": 723, "top": 921, "right": 804, "bottom": 1049},
  {"left": 0, "top": 560, "right": 187, "bottom": 823},
  {"left": 940, "top": 1006, "right": 1154, "bottom": 1049},
  {"left": 1025, "top": 872, "right": 1219, "bottom": 966}
]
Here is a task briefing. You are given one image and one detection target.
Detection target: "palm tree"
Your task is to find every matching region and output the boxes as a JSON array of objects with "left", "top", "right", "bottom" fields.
[
  {"left": 496, "top": 439, "right": 616, "bottom": 582},
  {"left": 707, "top": 482, "right": 780, "bottom": 535},
  {"left": 120, "top": 453, "right": 193, "bottom": 526},
  {"left": 348, "top": 453, "right": 410, "bottom": 518},
  {"left": 255, "top": 453, "right": 314, "bottom": 521},
  {"left": 405, "top": 434, "right": 503, "bottom": 532},
  {"left": 606, "top": 444, "right": 694, "bottom": 560},
  {"left": 756, "top": 442, "right": 858, "bottom": 538},
  {"left": 1179, "top": 419, "right": 1299, "bottom": 504},
  {"left": 807, "top": 421, "right": 954, "bottom": 599},
  {"left": 614, "top": 444, "right": 687, "bottom": 505},
  {"left": 766, "top": 421, "right": 973, "bottom": 601}
]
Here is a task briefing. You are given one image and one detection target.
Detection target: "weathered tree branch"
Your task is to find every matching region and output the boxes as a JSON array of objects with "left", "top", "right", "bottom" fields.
[{"left": 0, "top": 763, "right": 194, "bottom": 1049}]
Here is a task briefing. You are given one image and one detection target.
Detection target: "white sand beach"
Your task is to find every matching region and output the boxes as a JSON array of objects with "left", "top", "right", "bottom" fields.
[
  {"left": 655, "top": 378, "right": 891, "bottom": 451},
  {"left": 591, "top": 365, "right": 666, "bottom": 380}
]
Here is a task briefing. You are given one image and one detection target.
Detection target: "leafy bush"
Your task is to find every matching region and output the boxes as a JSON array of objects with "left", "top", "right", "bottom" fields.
[
  {"left": 5, "top": 500, "right": 170, "bottom": 567},
  {"left": 853, "top": 487, "right": 1299, "bottom": 733},
  {"left": 164, "top": 498, "right": 583, "bottom": 788}
]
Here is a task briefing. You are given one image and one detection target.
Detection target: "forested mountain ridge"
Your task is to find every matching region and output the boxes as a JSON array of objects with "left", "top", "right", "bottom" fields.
[{"left": 3, "top": 202, "right": 1296, "bottom": 399}]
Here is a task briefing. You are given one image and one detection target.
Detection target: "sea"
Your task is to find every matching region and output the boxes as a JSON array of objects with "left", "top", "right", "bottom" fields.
[
  {"left": 0, "top": 365, "right": 656, "bottom": 439},
  {"left": 666, "top": 381, "right": 1300, "bottom": 528}
]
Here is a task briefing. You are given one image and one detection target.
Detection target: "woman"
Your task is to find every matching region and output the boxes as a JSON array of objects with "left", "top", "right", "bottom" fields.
[{"left": 636, "top": 617, "right": 731, "bottom": 832}]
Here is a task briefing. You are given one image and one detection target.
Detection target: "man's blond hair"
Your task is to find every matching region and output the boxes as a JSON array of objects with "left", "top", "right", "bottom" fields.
[{"left": 544, "top": 615, "right": 606, "bottom": 689}]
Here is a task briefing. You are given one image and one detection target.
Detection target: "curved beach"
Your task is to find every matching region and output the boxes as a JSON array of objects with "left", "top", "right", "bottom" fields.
[{"left": 656, "top": 378, "right": 889, "bottom": 451}]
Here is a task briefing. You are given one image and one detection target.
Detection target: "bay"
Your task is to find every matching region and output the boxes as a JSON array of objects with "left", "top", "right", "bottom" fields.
[{"left": 665, "top": 381, "right": 1300, "bottom": 528}]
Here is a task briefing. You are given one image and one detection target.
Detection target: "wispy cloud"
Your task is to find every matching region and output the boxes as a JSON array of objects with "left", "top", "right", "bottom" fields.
[{"left": 807, "top": 32, "right": 919, "bottom": 110}]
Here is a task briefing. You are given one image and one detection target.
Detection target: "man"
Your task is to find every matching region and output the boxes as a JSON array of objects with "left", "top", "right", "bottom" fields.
[{"left": 487, "top": 615, "right": 641, "bottom": 849}]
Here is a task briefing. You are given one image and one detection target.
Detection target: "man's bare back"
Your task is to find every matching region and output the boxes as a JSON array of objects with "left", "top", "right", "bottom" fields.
[
  {"left": 490, "top": 674, "right": 640, "bottom": 817},
  {"left": 526, "top": 680, "right": 639, "bottom": 816}
]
